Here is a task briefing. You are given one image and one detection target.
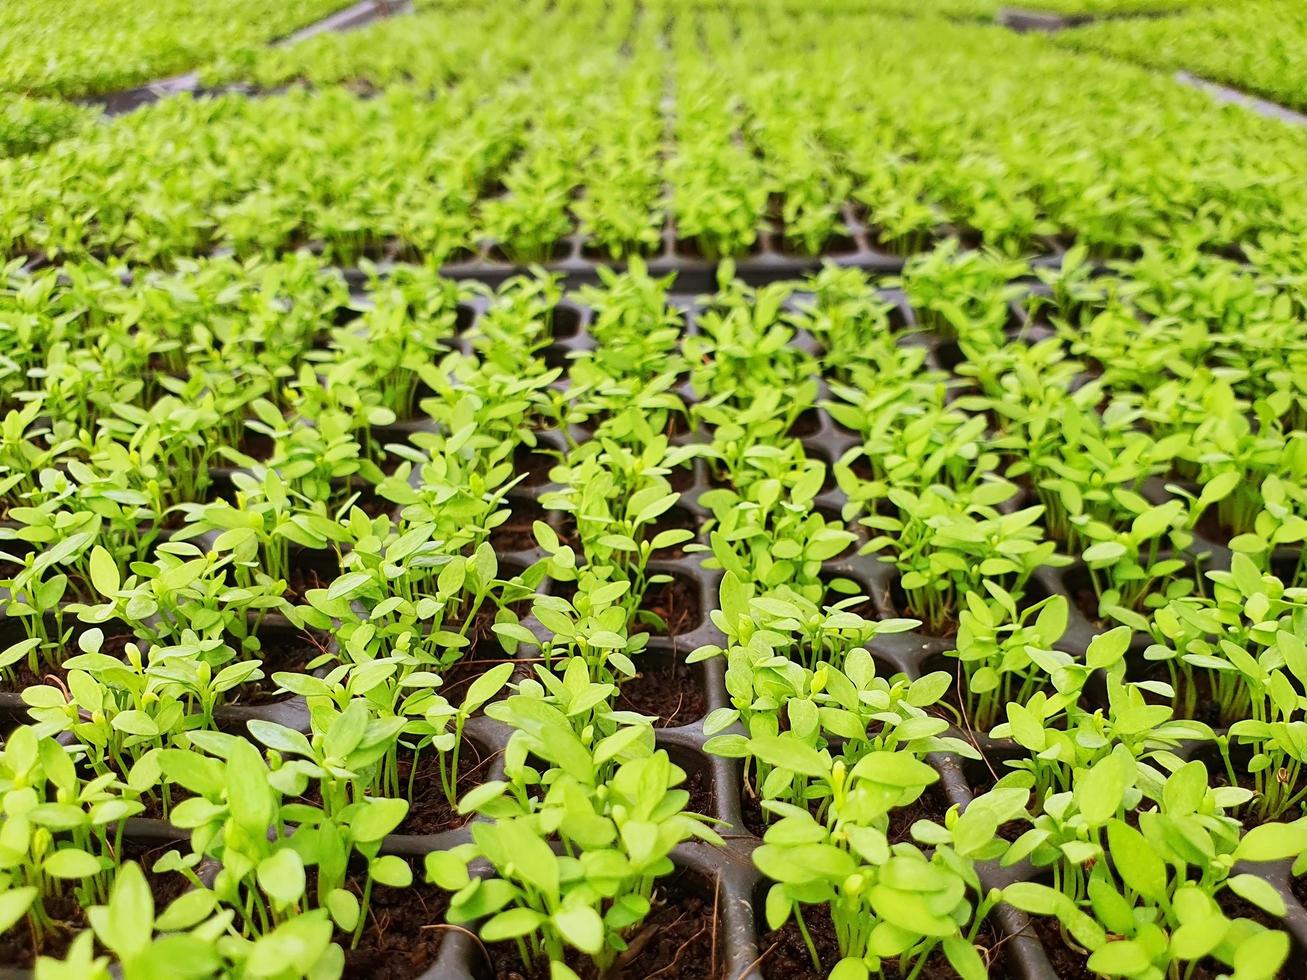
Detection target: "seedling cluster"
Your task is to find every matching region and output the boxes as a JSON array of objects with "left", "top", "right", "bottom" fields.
[{"left": 1, "top": 1, "right": 1306, "bottom": 979}]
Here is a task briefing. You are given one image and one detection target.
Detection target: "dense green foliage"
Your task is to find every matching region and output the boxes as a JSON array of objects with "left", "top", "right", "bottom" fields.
[
  {"left": 1060, "top": 0, "right": 1307, "bottom": 111},
  {"left": 0, "top": 0, "right": 357, "bottom": 98},
  {"left": 0, "top": 2, "right": 1303, "bottom": 267},
  {"left": 1, "top": 1, "right": 1305, "bottom": 978},
  {"left": 0, "top": 96, "right": 95, "bottom": 157}
]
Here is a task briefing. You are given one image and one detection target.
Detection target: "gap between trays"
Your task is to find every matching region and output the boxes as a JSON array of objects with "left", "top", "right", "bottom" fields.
[
  {"left": 79, "top": 0, "right": 413, "bottom": 117},
  {"left": 996, "top": 7, "right": 1307, "bottom": 129}
]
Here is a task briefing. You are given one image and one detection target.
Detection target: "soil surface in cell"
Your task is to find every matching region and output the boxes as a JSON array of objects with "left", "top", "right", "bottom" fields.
[
  {"left": 491, "top": 498, "right": 561, "bottom": 553},
  {"left": 324, "top": 866, "right": 452, "bottom": 980},
  {"left": 0, "top": 840, "right": 188, "bottom": 968},
  {"left": 637, "top": 576, "right": 701, "bottom": 636},
  {"left": 393, "top": 743, "right": 498, "bottom": 836},
  {"left": 617, "top": 660, "right": 705, "bottom": 727},
  {"left": 487, "top": 870, "right": 720, "bottom": 979},
  {"left": 227, "top": 632, "right": 324, "bottom": 705},
  {"left": 759, "top": 902, "right": 1005, "bottom": 979}
]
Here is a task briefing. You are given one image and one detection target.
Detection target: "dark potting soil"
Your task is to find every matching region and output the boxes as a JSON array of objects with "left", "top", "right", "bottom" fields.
[
  {"left": 637, "top": 576, "right": 701, "bottom": 637},
  {"left": 513, "top": 445, "right": 558, "bottom": 487},
  {"left": 759, "top": 903, "right": 1005, "bottom": 979},
  {"left": 788, "top": 408, "right": 822, "bottom": 438},
  {"left": 1029, "top": 916, "right": 1093, "bottom": 980},
  {"left": 1138, "top": 669, "right": 1225, "bottom": 729},
  {"left": 0, "top": 888, "right": 85, "bottom": 967},
  {"left": 99, "top": 632, "right": 133, "bottom": 658},
  {"left": 886, "top": 784, "right": 950, "bottom": 845},
  {"left": 284, "top": 564, "right": 339, "bottom": 603},
  {"left": 739, "top": 783, "right": 831, "bottom": 838},
  {"left": 617, "top": 660, "right": 705, "bottom": 728},
  {"left": 2, "top": 657, "right": 69, "bottom": 694},
  {"left": 758, "top": 900, "right": 839, "bottom": 980},
  {"left": 1192, "top": 506, "right": 1234, "bottom": 549},
  {"left": 228, "top": 636, "right": 322, "bottom": 705},
  {"left": 236, "top": 430, "right": 276, "bottom": 462},
  {"left": 486, "top": 870, "right": 721, "bottom": 980},
  {"left": 676, "top": 765, "right": 714, "bottom": 821},
  {"left": 0, "top": 843, "right": 186, "bottom": 968},
  {"left": 128, "top": 784, "right": 194, "bottom": 822},
  {"left": 491, "top": 498, "right": 556, "bottom": 554},
  {"left": 118, "top": 839, "right": 191, "bottom": 909},
  {"left": 1072, "top": 586, "right": 1117, "bottom": 632},
  {"left": 334, "top": 868, "right": 452, "bottom": 980},
  {"left": 394, "top": 743, "right": 498, "bottom": 836}
]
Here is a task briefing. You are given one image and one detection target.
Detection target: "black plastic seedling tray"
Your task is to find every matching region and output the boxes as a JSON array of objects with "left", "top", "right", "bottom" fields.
[
  {"left": 996, "top": 5, "right": 1178, "bottom": 32},
  {"left": 997, "top": 7, "right": 1096, "bottom": 32},
  {"left": 3, "top": 283, "right": 1304, "bottom": 980},
  {"left": 342, "top": 206, "right": 1070, "bottom": 296}
]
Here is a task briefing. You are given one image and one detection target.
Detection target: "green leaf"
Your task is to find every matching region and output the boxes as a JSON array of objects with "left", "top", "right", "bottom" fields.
[
  {"left": 88, "top": 546, "right": 120, "bottom": 596},
  {"left": 850, "top": 751, "right": 938, "bottom": 789},
  {"left": 533, "top": 521, "right": 559, "bottom": 552},
  {"left": 1002, "top": 882, "right": 1064, "bottom": 915},
  {"left": 326, "top": 571, "right": 372, "bottom": 601},
  {"left": 1233, "top": 928, "right": 1288, "bottom": 979},
  {"left": 457, "top": 780, "right": 507, "bottom": 815},
  {"left": 942, "top": 936, "right": 987, "bottom": 980},
  {"left": 753, "top": 843, "right": 856, "bottom": 885},
  {"left": 1227, "top": 875, "right": 1285, "bottom": 918},
  {"left": 482, "top": 907, "right": 546, "bottom": 942},
  {"left": 462, "top": 661, "right": 515, "bottom": 713},
  {"left": 44, "top": 848, "right": 103, "bottom": 879},
  {"left": 257, "top": 849, "right": 305, "bottom": 908},
  {"left": 1086, "top": 940, "right": 1150, "bottom": 976},
  {"left": 554, "top": 904, "right": 604, "bottom": 955},
  {"left": 352, "top": 797, "right": 409, "bottom": 843},
  {"left": 0, "top": 887, "right": 36, "bottom": 932},
  {"left": 369, "top": 854, "right": 413, "bottom": 888},
  {"left": 246, "top": 721, "right": 313, "bottom": 758},
  {"left": 157, "top": 749, "right": 226, "bottom": 797},
  {"left": 1235, "top": 821, "right": 1307, "bottom": 862},
  {"left": 1083, "top": 541, "right": 1127, "bottom": 564},
  {"left": 111, "top": 710, "right": 160, "bottom": 737},
  {"left": 478, "top": 820, "right": 558, "bottom": 900},
  {"left": 226, "top": 738, "right": 273, "bottom": 840},
  {"left": 1075, "top": 753, "right": 1127, "bottom": 827},
  {"left": 748, "top": 734, "right": 828, "bottom": 779},
  {"left": 425, "top": 850, "right": 470, "bottom": 891},
  {"left": 829, "top": 959, "right": 870, "bottom": 980},
  {"left": 328, "top": 888, "right": 360, "bottom": 932},
  {"left": 100, "top": 861, "right": 153, "bottom": 958},
  {"left": 154, "top": 889, "right": 217, "bottom": 932},
  {"left": 1086, "top": 626, "right": 1131, "bottom": 669},
  {"left": 1107, "top": 820, "right": 1166, "bottom": 901}
]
